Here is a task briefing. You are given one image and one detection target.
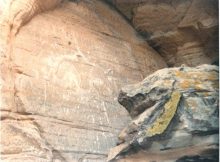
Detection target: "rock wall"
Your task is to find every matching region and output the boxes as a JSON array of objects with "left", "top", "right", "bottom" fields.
[
  {"left": 109, "top": 0, "right": 219, "bottom": 67},
  {"left": 0, "top": 0, "right": 166, "bottom": 161}
]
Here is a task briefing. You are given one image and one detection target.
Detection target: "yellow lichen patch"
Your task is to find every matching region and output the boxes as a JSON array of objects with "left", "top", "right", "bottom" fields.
[
  {"left": 175, "top": 71, "right": 218, "bottom": 81},
  {"left": 177, "top": 79, "right": 216, "bottom": 91},
  {"left": 179, "top": 80, "right": 192, "bottom": 89},
  {"left": 175, "top": 71, "right": 187, "bottom": 78},
  {"left": 147, "top": 91, "right": 181, "bottom": 137}
]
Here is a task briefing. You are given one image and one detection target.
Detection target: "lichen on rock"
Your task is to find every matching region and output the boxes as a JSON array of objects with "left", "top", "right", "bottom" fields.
[
  {"left": 147, "top": 91, "right": 181, "bottom": 137},
  {"left": 108, "top": 64, "right": 219, "bottom": 162}
]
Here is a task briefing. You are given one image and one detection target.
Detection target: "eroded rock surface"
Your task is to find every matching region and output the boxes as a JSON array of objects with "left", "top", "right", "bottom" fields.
[
  {"left": 0, "top": 0, "right": 166, "bottom": 161},
  {"left": 108, "top": 64, "right": 219, "bottom": 162},
  {"left": 108, "top": 0, "right": 219, "bottom": 67}
]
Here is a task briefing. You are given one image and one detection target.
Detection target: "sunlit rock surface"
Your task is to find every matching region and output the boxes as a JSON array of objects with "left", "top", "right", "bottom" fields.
[
  {"left": 108, "top": 0, "right": 219, "bottom": 67},
  {"left": 108, "top": 64, "right": 219, "bottom": 162},
  {"left": 0, "top": 0, "right": 166, "bottom": 161}
]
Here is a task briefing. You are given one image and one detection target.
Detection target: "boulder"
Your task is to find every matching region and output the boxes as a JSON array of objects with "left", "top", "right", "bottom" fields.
[{"left": 108, "top": 64, "right": 219, "bottom": 162}]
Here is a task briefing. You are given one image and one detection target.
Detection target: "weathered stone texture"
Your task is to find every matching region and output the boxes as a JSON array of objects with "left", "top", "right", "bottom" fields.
[
  {"left": 108, "top": 0, "right": 219, "bottom": 67},
  {"left": 108, "top": 64, "right": 219, "bottom": 162},
  {"left": 0, "top": 0, "right": 166, "bottom": 161}
]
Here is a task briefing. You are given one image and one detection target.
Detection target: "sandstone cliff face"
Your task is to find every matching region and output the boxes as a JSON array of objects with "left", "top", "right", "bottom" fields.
[
  {"left": 108, "top": 64, "right": 219, "bottom": 162},
  {"left": 0, "top": 0, "right": 166, "bottom": 161},
  {"left": 108, "top": 0, "right": 219, "bottom": 67}
]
